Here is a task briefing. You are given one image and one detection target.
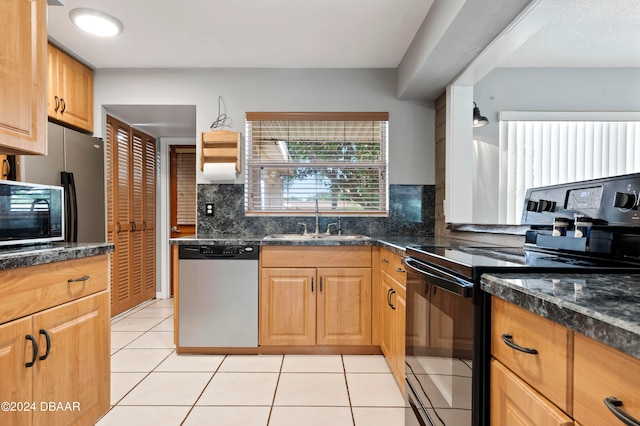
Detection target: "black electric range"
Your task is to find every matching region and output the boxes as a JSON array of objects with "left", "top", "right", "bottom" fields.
[{"left": 404, "top": 173, "right": 640, "bottom": 426}]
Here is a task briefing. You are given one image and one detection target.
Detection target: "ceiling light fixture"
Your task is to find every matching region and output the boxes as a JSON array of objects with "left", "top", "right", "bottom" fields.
[
  {"left": 473, "top": 102, "right": 489, "bottom": 128},
  {"left": 69, "top": 8, "right": 123, "bottom": 37}
]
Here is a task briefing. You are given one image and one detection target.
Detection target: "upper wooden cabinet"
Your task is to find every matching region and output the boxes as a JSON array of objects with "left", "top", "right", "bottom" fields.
[
  {"left": 47, "top": 43, "right": 94, "bottom": 133},
  {"left": 0, "top": 0, "right": 47, "bottom": 155}
]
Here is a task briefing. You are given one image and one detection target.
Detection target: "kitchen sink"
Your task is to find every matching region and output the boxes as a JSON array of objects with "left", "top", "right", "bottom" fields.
[{"left": 263, "top": 234, "right": 369, "bottom": 241}]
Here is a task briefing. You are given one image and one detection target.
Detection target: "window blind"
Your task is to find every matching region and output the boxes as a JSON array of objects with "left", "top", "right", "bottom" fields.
[
  {"left": 499, "top": 120, "right": 640, "bottom": 224},
  {"left": 245, "top": 112, "right": 389, "bottom": 215},
  {"left": 176, "top": 148, "right": 196, "bottom": 225}
]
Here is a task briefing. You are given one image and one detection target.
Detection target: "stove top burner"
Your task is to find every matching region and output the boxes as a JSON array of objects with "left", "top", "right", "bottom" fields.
[{"left": 406, "top": 243, "right": 640, "bottom": 280}]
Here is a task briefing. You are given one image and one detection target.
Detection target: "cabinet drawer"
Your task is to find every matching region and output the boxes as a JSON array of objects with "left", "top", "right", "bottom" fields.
[
  {"left": 491, "top": 359, "right": 574, "bottom": 426},
  {"left": 491, "top": 297, "right": 572, "bottom": 413},
  {"left": 380, "top": 250, "right": 407, "bottom": 285},
  {"left": 261, "top": 246, "right": 371, "bottom": 268},
  {"left": 0, "top": 255, "right": 108, "bottom": 324},
  {"left": 573, "top": 333, "right": 640, "bottom": 426}
]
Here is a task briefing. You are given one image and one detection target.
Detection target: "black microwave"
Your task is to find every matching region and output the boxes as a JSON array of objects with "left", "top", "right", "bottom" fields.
[{"left": 0, "top": 180, "right": 64, "bottom": 247}]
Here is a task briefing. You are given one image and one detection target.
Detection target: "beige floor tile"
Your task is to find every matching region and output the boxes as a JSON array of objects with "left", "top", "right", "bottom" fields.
[
  {"left": 95, "top": 405, "right": 190, "bottom": 426},
  {"left": 352, "top": 407, "right": 404, "bottom": 426},
  {"left": 274, "top": 373, "right": 350, "bottom": 406},
  {"left": 110, "top": 372, "right": 147, "bottom": 405},
  {"left": 183, "top": 406, "right": 270, "bottom": 426},
  {"left": 149, "top": 317, "right": 174, "bottom": 332},
  {"left": 343, "top": 355, "right": 392, "bottom": 373},
  {"left": 125, "top": 331, "right": 175, "bottom": 349},
  {"left": 111, "top": 348, "right": 173, "bottom": 373},
  {"left": 269, "top": 406, "right": 354, "bottom": 426},
  {"left": 281, "top": 355, "right": 344, "bottom": 373},
  {"left": 119, "top": 372, "right": 213, "bottom": 406},
  {"left": 127, "top": 307, "right": 175, "bottom": 319},
  {"left": 346, "top": 373, "right": 405, "bottom": 407},
  {"left": 148, "top": 298, "right": 175, "bottom": 308},
  {"left": 155, "top": 352, "right": 225, "bottom": 372},
  {"left": 197, "top": 372, "right": 279, "bottom": 406},
  {"left": 218, "top": 354, "right": 283, "bottom": 372},
  {"left": 111, "top": 317, "right": 164, "bottom": 332},
  {"left": 111, "top": 331, "right": 144, "bottom": 349}
]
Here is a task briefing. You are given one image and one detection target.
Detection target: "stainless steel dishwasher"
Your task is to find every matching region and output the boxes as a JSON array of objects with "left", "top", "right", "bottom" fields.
[{"left": 178, "top": 244, "right": 259, "bottom": 347}]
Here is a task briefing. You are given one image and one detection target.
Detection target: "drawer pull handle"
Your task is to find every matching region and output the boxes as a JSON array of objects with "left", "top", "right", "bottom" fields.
[
  {"left": 604, "top": 397, "right": 640, "bottom": 426},
  {"left": 68, "top": 275, "right": 90, "bottom": 283},
  {"left": 39, "top": 329, "right": 51, "bottom": 361},
  {"left": 382, "top": 259, "right": 390, "bottom": 263},
  {"left": 396, "top": 267, "right": 406, "bottom": 273},
  {"left": 25, "top": 335, "right": 38, "bottom": 368},
  {"left": 501, "top": 334, "right": 538, "bottom": 354}
]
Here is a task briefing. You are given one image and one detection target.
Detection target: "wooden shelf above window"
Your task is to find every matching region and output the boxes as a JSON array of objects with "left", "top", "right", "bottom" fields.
[{"left": 200, "top": 130, "right": 241, "bottom": 172}]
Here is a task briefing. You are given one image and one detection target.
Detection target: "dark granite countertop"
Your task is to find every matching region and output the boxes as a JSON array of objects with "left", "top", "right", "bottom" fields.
[
  {"left": 0, "top": 242, "right": 114, "bottom": 271},
  {"left": 169, "top": 234, "right": 440, "bottom": 255},
  {"left": 482, "top": 273, "right": 640, "bottom": 360}
]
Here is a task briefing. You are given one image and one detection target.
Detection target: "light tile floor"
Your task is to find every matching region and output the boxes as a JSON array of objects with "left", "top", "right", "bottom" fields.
[{"left": 97, "top": 298, "right": 405, "bottom": 426}]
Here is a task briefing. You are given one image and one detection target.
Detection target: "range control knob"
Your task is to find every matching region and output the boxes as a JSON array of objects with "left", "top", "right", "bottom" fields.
[
  {"left": 537, "top": 199, "right": 556, "bottom": 212},
  {"left": 613, "top": 191, "right": 637, "bottom": 210},
  {"left": 526, "top": 200, "right": 538, "bottom": 212}
]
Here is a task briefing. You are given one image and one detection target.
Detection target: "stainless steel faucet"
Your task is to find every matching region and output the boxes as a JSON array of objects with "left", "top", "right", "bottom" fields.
[{"left": 314, "top": 198, "right": 320, "bottom": 235}]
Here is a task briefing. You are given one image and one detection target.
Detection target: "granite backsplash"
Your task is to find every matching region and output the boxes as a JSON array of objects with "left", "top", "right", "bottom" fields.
[{"left": 196, "top": 184, "right": 435, "bottom": 237}]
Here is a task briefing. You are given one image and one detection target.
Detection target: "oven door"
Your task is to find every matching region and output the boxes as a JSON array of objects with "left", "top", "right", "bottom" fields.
[{"left": 404, "top": 257, "right": 481, "bottom": 426}]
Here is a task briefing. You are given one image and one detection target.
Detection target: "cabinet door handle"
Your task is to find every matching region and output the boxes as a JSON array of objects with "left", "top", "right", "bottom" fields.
[
  {"left": 396, "top": 267, "right": 406, "bottom": 273},
  {"left": 387, "top": 288, "right": 392, "bottom": 307},
  {"left": 319, "top": 277, "right": 323, "bottom": 292},
  {"left": 604, "top": 397, "right": 640, "bottom": 426},
  {"left": 501, "top": 334, "right": 539, "bottom": 354},
  {"left": 68, "top": 275, "right": 90, "bottom": 283},
  {"left": 54, "top": 96, "right": 60, "bottom": 112},
  {"left": 390, "top": 289, "right": 396, "bottom": 310},
  {"left": 382, "top": 259, "right": 389, "bottom": 263},
  {"left": 25, "top": 335, "right": 38, "bottom": 368},
  {"left": 116, "top": 221, "right": 122, "bottom": 233},
  {"left": 143, "top": 221, "right": 147, "bottom": 231},
  {"left": 38, "top": 329, "right": 51, "bottom": 361},
  {"left": 311, "top": 277, "right": 314, "bottom": 292},
  {"left": 60, "top": 98, "right": 66, "bottom": 113},
  {"left": 2, "top": 159, "right": 10, "bottom": 178},
  {"left": 130, "top": 221, "right": 136, "bottom": 232}
]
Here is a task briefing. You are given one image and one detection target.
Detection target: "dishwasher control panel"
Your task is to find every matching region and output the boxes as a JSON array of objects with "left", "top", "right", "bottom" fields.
[{"left": 179, "top": 245, "right": 259, "bottom": 260}]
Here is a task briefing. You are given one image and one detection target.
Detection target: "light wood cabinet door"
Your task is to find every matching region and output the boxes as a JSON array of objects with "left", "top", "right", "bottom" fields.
[
  {"left": 317, "top": 267, "right": 372, "bottom": 345},
  {"left": 0, "top": 0, "right": 47, "bottom": 155},
  {"left": 392, "top": 288, "right": 406, "bottom": 391},
  {"left": 491, "top": 359, "right": 574, "bottom": 426},
  {"left": 379, "top": 273, "right": 395, "bottom": 360},
  {"left": 0, "top": 317, "right": 33, "bottom": 426},
  {"left": 32, "top": 292, "right": 109, "bottom": 426},
  {"left": 260, "top": 268, "right": 316, "bottom": 345},
  {"left": 47, "top": 44, "right": 94, "bottom": 133},
  {"left": 492, "top": 297, "right": 572, "bottom": 413},
  {"left": 573, "top": 333, "right": 640, "bottom": 426}
]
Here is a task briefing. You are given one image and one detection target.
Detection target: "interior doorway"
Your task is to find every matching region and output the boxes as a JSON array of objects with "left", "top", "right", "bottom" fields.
[{"left": 169, "top": 145, "right": 196, "bottom": 295}]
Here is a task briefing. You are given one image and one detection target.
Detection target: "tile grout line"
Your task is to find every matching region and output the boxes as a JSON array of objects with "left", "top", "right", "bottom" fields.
[
  {"left": 341, "top": 355, "right": 357, "bottom": 426},
  {"left": 265, "top": 354, "right": 285, "bottom": 425},
  {"left": 179, "top": 354, "right": 228, "bottom": 426}
]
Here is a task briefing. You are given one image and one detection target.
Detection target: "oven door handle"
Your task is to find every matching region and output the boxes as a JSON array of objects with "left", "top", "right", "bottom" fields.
[{"left": 403, "top": 258, "right": 473, "bottom": 298}]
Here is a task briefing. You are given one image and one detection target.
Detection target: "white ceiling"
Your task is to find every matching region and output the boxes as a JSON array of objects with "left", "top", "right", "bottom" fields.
[
  {"left": 47, "top": 0, "right": 433, "bottom": 69},
  {"left": 500, "top": 0, "right": 640, "bottom": 67},
  {"left": 45, "top": 0, "right": 640, "bottom": 138}
]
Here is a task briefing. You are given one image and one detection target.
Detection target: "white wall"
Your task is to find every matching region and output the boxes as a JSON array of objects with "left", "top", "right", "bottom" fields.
[
  {"left": 469, "top": 67, "right": 640, "bottom": 223},
  {"left": 93, "top": 68, "right": 435, "bottom": 185}
]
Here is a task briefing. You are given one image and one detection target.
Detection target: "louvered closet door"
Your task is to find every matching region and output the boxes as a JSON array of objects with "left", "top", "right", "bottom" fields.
[
  {"left": 139, "top": 131, "right": 157, "bottom": 300},
  {"left": 130, "top": 131, "right": 145, "bottom": 306},
  {"left": 106, "top": 116, "right": 133, "bottom": 316}
]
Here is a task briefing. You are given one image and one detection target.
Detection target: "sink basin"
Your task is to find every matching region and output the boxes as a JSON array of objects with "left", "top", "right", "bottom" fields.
[{"left": 263, "top": 234, "right": 369, "bottom": 241}]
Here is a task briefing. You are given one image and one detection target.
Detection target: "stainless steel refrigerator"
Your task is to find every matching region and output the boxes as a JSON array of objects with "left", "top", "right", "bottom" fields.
[{"left": 19, "top": 122, "right": 105, "bottom": 243}]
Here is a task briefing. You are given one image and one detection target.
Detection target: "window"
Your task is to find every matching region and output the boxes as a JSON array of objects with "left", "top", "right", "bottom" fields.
[
  {"left": 245, "top": 112, "right": 389, "bottom": 216},
  {"left": 499, "top": 112, "right": 640, "bottom": 223}
]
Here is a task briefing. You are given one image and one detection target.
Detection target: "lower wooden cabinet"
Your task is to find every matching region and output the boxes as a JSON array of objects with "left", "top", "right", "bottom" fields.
[
  {"left": 260, "top": 266, "right": 372, "bottom": 346},
  {"left": 379, "top": 248, "right": 406, "bottom": 390},
  {"left": 0, "top": 257, "right": 110, "bottom": 426},
  {"left": 573, "top": 333, "right": 640, "bottom": 426},
  {"left": 491, "top": 359, "right": 574, "bottom": 426}
]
